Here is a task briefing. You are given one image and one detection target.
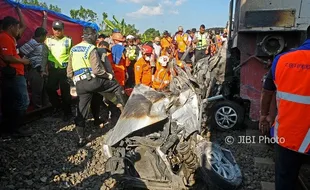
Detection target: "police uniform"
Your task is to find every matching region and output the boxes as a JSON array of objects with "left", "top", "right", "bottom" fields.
[
  {"left": 194, "top": 31, "right": 208, "bottom": 62},
  {"left": 45, "top": 21, "right": 72, "bottom": 120},
  {"left": 67, "top": 28, "right": 126, "bottom": 146}
]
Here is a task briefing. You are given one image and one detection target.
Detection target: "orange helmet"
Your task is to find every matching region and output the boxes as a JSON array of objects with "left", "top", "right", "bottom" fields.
[{"left": 142, "top": 45, "right": 153, "bottom": 54}]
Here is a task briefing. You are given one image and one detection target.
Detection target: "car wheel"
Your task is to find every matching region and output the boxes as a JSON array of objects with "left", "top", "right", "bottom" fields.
[{"left": 211, "top": 100, "right": 245, "bottom": 131}]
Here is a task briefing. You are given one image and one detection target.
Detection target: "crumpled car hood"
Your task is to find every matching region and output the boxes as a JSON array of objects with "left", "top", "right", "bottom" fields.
[{"left": 104, "top": 84, "right": 170, "bottom": 146}]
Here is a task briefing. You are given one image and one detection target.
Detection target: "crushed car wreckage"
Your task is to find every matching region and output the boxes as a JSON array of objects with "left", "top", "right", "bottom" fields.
[{"left": 101, "top": 47, "right": 243, "bottom": 190}]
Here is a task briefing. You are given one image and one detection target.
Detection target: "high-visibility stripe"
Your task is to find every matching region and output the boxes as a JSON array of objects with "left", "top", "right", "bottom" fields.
[
  {"left": 277, "top": 91, "right": 310, "bottom": 105},
  {"left": 299, "top": 129, "right": 310, "bottom": 153}
]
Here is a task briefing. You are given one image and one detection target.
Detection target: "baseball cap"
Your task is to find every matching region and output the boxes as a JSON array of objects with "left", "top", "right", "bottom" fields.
[
  {"left": 34, "top": 27, "right": 48, "bottom": 37},
  {"left": 178, "top": 26, "right": 183, "bottom": 31},
  {"left": 191, "top": 28, "right": 196, "bottom": 33},
  {"left": 52, "top": 20, "right": 64, "bottom": 30},
  {"left": 112, "top": 28, "right": 120, "bottom": 33}
]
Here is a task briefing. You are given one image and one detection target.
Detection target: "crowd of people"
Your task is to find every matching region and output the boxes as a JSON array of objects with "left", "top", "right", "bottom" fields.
[{"left": 0, "top": 7, "right": 227, "bottom": 145}]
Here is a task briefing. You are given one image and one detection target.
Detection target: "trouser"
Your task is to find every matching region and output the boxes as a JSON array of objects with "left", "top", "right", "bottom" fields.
[
  {"left": 195, "top": 48, "right": 207, "bottom": 62},
  {"left": 90, "top": 93, "right": 120, "bottom": 124},
  {"left": 74, "top": 77, "right": 126, "bottom": 128},
  {"left": 28, "top": 68, "right": 49, "bottom": 109},
  {"left": 275, "top": 143, "right": 309, "bottom": 190},
  {"left": 125, "top": 60, "right": 135, "bottom": 88},
  {"left": 178, "top": 52, "right": 192, "bottom": 64},
  {"left": 1, "top": 76, "right": 30, "bottom": 132},
  {"left": 46, "top": 68, "right": 71, "bottom": 115},
  {"left": 90, "top": 93, "right": 103, "bottom": 121}
]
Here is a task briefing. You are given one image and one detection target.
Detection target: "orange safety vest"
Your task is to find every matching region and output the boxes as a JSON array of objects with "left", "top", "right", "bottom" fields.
[
  {"left": 134, "top": 57, "right": 152, "bottom": 86},
  {"left": 161, "top": 37, "right": 172, "bottom": 56},
  {"left": 107, "top": 53, "right": 126, "bottom": 86},
  {"left": 152, "top": 67, "right": 171, "bottom": 90},
  {"left": 175, "top": 33, "right": 189, "bottom": 53},
  {"left": 272, "top": 44, "right": 310, "bottom": 154}
]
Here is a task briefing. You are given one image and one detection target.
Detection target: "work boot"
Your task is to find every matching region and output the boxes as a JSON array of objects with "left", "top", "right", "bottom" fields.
[{"left": 75, "top": 126, "right": 86, "bottom": 147}]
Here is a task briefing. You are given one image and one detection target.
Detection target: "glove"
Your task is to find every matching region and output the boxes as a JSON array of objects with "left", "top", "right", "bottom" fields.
[{"left": 107, "top": 73, "right": 113, "bottom": 80}]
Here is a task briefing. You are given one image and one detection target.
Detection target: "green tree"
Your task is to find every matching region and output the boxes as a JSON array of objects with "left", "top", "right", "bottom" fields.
[
  {"left": 102, "top": 14, "right": 138, "bottom": 36},
  {"left": 142, "top": 28, "right": 160, "bottom": 42},
  {"left": 19, "top": 0, "right": 61, "bottom": 12},
  {"left": 70, "top": 6, "right": 98, "bottom": 22}
]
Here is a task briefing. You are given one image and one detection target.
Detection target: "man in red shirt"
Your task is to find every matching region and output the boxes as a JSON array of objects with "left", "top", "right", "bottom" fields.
[{"left": 0, "top": 16, "right": 30, "bottom": 137}]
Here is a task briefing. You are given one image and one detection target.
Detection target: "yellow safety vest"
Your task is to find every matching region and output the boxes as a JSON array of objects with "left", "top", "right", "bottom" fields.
[
  {"left": 195, "top": 32, "right": 208, "bottom": 50},
  {"left": 176, "top": 33, "right": 188, "bottom": 53},
  {"left": 46, "top": 36, "right": 72, "bottom": 69},
  {"left": 126, "top": 46, "right": 137, "bottom": 61},
  {"left": 70, "top": 42, "right": 96, "bottom": 76}
]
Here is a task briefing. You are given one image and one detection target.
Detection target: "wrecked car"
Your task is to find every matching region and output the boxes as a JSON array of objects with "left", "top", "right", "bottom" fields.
[{"left": 101, "top": 58, "right": 242, "bottom": 190}]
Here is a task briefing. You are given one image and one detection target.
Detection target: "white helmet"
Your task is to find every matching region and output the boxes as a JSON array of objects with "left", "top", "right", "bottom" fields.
[
  {"left": 126, "top": 35, "right": 135, "bottom": 40},
  {"left": 158, "top": 56, "right": 169, "bottom": 67}
]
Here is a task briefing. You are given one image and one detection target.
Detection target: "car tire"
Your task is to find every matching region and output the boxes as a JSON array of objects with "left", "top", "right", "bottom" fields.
[
  {"left": 210, "top": 100, "right": 245, "bottom": 131},
  {"left": 198, "top": 142, "right": 243, "bottom": 190}
]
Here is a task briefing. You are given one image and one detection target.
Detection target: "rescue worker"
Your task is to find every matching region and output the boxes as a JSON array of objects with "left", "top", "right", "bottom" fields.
[
  {"left": 152, "top": 55, "right": 171, "bottom": 90},
  {"left": 125, "top": 35, "right": 139, "bottom": 88},
  {"left": 107, "top": 32, "right": 127, "bottom": 87},
  {"left": 45, "top": 20, "right": 72, "bottom": 121},
  {"left": 67, "top": 27, "right": 126, "bottom": 146},
  {"left": 215, "top": 31, "right": 222, "bottom": 49},
  {"left": 194, "top": 24, "right": 208, "bottom": 62},
  {"left": 134, "top": 45, "right": 153, "bottom": 86},
  {"left": 260, "top": 25, "right": 310, "bottom": 190},
  {"left": 160, "top": 30, "right": 172, "bottom": 56},
  {"left": 174, "top": 26, "right": 192, "bottom": 64}
]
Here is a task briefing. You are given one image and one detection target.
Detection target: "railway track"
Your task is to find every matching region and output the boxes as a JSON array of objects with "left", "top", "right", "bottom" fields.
[{"left": 0, "top": 102, "right": 309, "bottom": 189}]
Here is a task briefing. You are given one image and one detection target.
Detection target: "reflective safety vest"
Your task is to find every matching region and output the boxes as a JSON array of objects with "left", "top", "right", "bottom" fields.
[
  {"left": 195, "top": 32, "right": 208, "bottom": 50},
  {"left": 272, "top": 43, "right": 310, "bottom": 154},
  {"left": 126, "top": 46, "right": 137, "bottom": 61},
  {"left": 152, "top": 68, "right": 171, "bottom": 90},
  {"left": 175, "top": 33, "right": 189, "bottom": 53},
  {"left": 216, "top": 35, "right": 222, "bottom": 48},
  {"left": 70, "top": 42, "right": 96, "bottom": 76},
  {"left": 46, "top": 36, "right": 72, "bottom": 69}
]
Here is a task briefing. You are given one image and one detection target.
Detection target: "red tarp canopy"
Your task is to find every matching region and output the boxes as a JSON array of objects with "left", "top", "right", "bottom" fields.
[{"left": 0, "top": 0, "right": 99, "bottom": 46}]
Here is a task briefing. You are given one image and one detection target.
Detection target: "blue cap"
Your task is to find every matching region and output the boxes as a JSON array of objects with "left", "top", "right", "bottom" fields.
[{"left": 112, "top": 28, "right": 120, "bottom": 33}]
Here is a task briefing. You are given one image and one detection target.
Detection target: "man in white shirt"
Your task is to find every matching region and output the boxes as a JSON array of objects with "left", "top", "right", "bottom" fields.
[{"left": 153, "top": 36, "right": 162, "bottom": 60}]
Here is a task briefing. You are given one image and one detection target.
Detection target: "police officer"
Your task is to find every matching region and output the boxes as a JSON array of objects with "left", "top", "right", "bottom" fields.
[
  {"left": 45, "top": 20, "right": 72, "bottom": 121},
  {"left": 67, "top": 27, "right": 126, "bottom": 147}
]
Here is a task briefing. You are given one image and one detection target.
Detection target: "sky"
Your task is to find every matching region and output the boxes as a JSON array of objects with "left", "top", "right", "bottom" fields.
[{"left": 44, "top": 0, "right": 230, "bottom": 33}]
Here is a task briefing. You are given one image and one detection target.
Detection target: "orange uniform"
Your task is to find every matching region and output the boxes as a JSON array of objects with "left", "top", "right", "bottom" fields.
[
  {"left": 107, "top": 53, "right": 126, "bottom": 86},
  {"left": 152, "top": 67, "right": 171, "bottom": 90},
  {"left": 134, "top": 57, "right": 152, "bottom": 86},
  {"left": 216, "top": 35, "right": 222, "bottom": 49},
  {"left": 160, "top": 37, "right": 172, "bottom": 56},
  {"left": 272, "top": 43, "right": 310, "bottom": 154}
]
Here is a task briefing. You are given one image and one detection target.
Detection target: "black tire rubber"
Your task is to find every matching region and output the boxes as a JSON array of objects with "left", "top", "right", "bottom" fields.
[
  {"left": 199, "top": 142, "right": 242, "bottom": 190},
  {"left": 210, "top": 100, "right": 245, "bottom": 131}
]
